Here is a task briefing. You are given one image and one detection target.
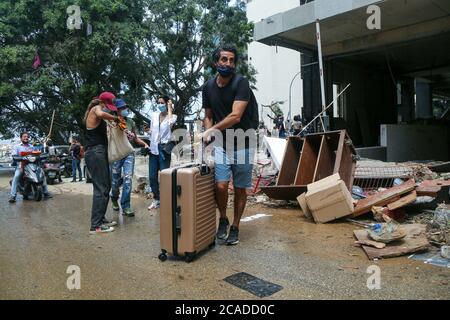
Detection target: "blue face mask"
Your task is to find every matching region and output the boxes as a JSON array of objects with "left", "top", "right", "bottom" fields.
[
  {"left": 216, "top": 64, "right": 235, "bottom": 77},
  {"left": 120, "top": 109, "right": 130, "bottom": 117},
  {"left": 157, "top": 104, "right": 167, "bottom": 112}
]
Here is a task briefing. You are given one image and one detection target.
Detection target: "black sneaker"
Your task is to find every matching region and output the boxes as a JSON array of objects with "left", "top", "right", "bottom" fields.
[
  {"left": 216, "top": 217, "right": 229, "bottom": 240},
  {"left": 43, "top": 193, "right": 53, "bottom": 199},
  {"left": 8, "top": 196, "right": 16, "bottom": 203},
  {"left": 226, "top": 226, "right": 239, "bottom": 245},
  {"left": 89, "top": 225, "right": 115, "bottom": 235}
]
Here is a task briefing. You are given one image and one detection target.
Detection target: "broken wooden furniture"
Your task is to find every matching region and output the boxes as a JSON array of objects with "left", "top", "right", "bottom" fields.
[{"left": 261, "top": 130, "right": 357, "bottom": 200}]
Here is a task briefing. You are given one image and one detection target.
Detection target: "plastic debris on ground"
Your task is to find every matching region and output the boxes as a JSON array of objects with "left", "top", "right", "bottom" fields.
[{"left": 409, "top": 248, "right": 450, "bottom": 268}]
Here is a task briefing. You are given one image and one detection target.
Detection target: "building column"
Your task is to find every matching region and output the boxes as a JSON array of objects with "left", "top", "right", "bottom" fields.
[
  {"left": 301, "top": 51, "right": 321, "bottom": 126},
  {"left": 398, "top": 78, "right": 415, "bottom": 123},
  {"left": 415, "top": 78, "right": 433, "bottom": 119}
]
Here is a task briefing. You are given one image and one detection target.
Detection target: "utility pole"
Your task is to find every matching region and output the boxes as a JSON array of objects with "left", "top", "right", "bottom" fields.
[{"left": 316, "top": 19, "right": 327, "bottom": 132}]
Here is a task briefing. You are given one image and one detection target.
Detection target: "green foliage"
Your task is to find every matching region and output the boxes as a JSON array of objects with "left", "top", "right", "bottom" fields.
[{"left": 0, "top": 0, "right": 254, "bottom": 142}]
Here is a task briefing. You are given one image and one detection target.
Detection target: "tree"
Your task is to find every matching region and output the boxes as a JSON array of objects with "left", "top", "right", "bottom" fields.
[
  {"left": 0, "top": 0, "right": 150, "bottom": 142},
  {"left": 140, "top": 0, "right": 255, "bottom": 122},
  {"left": 0, "top": 0, "right": 255, "bottom": 142}
]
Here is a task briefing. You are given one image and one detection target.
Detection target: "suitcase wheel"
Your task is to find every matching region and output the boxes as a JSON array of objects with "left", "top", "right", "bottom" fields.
[{"left": 158, "top": 252, "right": 168, "bottom": 262}]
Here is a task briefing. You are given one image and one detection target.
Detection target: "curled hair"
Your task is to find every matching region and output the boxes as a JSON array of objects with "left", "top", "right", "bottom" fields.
[{"left": 212, "top": 44, "right": 238, "bottom": 64}]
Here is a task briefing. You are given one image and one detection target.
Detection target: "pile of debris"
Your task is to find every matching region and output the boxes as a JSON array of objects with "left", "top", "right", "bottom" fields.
[
  {"left": 407, "top": 204, "right": 450, "bottom": 247},
  {"left": 294, "top": 170, "right": 450, "bottom": 260},
  {"left": 258, "top": 130, "right": 450, "bottom": 262}
]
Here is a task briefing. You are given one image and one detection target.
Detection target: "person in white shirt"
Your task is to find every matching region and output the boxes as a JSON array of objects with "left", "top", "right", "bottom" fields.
[{"left": 147, "top": 95, "right": 177, "bottom": 210}]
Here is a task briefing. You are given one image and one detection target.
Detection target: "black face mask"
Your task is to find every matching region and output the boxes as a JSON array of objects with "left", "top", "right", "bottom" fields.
[{"left": 216, "top": 64, "right": 235, "bottom": 77}]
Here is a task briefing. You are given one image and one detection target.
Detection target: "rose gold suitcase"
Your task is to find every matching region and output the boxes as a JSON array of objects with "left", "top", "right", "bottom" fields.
[{"left": 158, "top": 164, "right": 216, "bottom": 262}]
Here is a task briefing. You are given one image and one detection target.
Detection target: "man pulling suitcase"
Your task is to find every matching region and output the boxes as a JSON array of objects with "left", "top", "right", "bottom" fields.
[{"left": 202, "top": 44, "right": 258, "bottom": 245}]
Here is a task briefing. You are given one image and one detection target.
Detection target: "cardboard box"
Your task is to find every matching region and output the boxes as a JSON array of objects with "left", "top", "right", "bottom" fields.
[
  {"left": 306, "top": 176, "right": 354, "bottom": 223},
  {"left": 297, "top": 192, "right": 312, "bottom": 219},
  {"left": 307, "top": 173, "right": 340, "bottom": 192}
]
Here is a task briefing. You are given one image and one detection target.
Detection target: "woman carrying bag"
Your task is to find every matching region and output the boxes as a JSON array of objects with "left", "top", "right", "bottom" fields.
[
  {"left": 83, "top": 92, "right": 121, "bottom": 234},
  {"left": 147, "top": 96, "right": 177, "bottom": 210}
]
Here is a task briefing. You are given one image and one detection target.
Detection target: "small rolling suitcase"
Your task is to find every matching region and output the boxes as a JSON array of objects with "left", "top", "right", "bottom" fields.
[{"left": 158, "top": 162, "right": 217, "bottom": 263}]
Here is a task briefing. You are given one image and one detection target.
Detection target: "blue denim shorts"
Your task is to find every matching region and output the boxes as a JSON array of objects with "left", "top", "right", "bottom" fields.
[{"left": 214, "top": 147, "right": 254, "bottom": 189}]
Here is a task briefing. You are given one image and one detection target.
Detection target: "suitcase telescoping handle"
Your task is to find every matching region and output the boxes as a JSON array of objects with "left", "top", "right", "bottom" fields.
[{"left": 200, "top": 138, "right": 213, "bottom": 175}]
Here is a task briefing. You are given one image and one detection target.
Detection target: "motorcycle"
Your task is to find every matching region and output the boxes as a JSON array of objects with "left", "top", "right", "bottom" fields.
[
  {"left": 10, "top": 150, "right": 48, "bottom": 201},
  {"left": 43, "top": 156, "right": 64, "bottom": 184},
  {"left": 59, "top": 153, "right": 72, "bottom": 178}
]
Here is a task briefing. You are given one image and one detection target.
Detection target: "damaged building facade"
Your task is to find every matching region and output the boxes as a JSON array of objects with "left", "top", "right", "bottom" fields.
[{"left": 254, "top": 0, "right": 450, "bottom": 162}]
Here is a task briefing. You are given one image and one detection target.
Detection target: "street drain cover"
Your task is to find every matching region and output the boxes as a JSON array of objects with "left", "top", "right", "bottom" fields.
[{"left": 224, "top": 272, "right": 283, "bottom": 298}]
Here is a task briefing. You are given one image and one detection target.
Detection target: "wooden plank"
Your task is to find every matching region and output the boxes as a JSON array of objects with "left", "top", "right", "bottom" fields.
[
  {"left": 277, "top": 137, "right": 303, "bottom": 185},
  {"left": 353, "top": 224, "right": 430, "bottom": 260},
  {"left": 355, "top": 240, "right": 386, "bottom": 249},
  {"left": 419, "top": 179, "right": 450, "bottom": 187},
  {"left": 339, "top": 132, "right": 357, "bottom": 191},
  {"left": 416, "top": 180, "right": 450, "bottom": 197},
  {"left": 261, "top": 185, "right": 307, "bottom": 201},
  {"left": 294, "top": 136, "right": 320, "bottom": 185},
  {"left": 416, "top": 186, "right": 440, "bottom": 197},
  {"left": 297, "top": 193, "right": 312, "bottom": 219},
  {"left": 313, "top": 136, "right": 335, "bottom": 182},
  {"left": 333, "top": 130, "right": 346, "bottom": 174},
  {"left": 351, "top": 179, "right": 416, "bottom": 217},
  {"left": 372, "top": 196, "right": 401, "bottom": 208},
  {"left": 387, "top": 191, "right": 417, "bottom": 211}
]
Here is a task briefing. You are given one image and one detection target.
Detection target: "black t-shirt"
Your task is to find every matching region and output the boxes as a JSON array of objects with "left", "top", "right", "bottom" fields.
[
  {"left": 70, "top": 144, "right": 81, "bottom": 158},
  {"left": 202, "top": 74, "right": 256, "bottom": 150}
]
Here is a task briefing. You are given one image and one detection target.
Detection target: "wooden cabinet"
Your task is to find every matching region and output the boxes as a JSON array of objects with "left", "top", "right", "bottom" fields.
[{"left": 262, "top": 130, "right": 357, "bottom": 200}]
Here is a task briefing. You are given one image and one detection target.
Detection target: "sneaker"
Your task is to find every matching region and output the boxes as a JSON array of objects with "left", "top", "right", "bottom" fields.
[
  {"left": 102, "top": 219, "right": 118, "bottom": 227},
  {"left": 148, "top": 200, "right": 160, "bottom": 210},
  {"left": 226, "top": 226, "right": 239, "bottom": 245},
  {"left": 111, "top": 199, "right": 120, "bottom": 211},
  {"left": 79, "top": 178, "right": 83, "bottom": 182},
  {"left": 216, "top": 217, "right": 230, "bottom": 240},
  {"left": 123, "top": 208, "right": 135, "bottom": 217},
  {"left": 43, "top": 193, "right": 53, "bottom": 199},
  {"left": 89, "top": 225, "right": 115, "bottom": 235},
  {"left": 71, "top": 180, "right": 77, "bottom": 183},
  {"left": 8, "top": 196, "right": 16, "bottom": 203}
]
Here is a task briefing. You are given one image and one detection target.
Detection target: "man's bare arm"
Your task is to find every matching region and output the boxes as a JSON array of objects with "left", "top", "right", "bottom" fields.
[
  {"left": 203, "top": 108, "right": 214, "bottom": 130},
  {"left": 209, "top": 100, "right": 248, "bottom": 132}
]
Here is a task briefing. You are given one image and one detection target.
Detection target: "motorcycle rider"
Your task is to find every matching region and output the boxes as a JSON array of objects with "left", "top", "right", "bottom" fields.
[{"left": 9, "top": 132, "right": 52, "bottom": 203}]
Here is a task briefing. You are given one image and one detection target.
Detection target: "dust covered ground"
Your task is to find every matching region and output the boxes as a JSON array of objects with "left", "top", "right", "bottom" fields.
[{"left": 0, "top": 171, "right": 449, "bottom": 300}]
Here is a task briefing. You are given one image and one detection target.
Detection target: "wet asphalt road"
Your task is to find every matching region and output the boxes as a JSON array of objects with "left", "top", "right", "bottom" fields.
[{"left": 0, "top": 172, "right": 449, "bottom": 300}]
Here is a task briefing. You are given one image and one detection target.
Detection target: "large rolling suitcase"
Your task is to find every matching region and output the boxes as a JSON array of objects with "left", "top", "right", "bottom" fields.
[{"left": 158, "top": 163, "right": 217, "bottom": 262}]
